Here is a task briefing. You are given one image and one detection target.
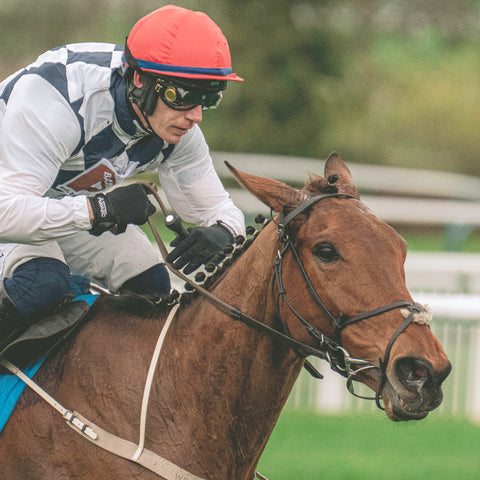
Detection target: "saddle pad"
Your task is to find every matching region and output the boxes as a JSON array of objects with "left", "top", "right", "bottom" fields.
[
  {"left": 0, "top": 355, "right": 45, "bottom": 433},
  {"left": 0, "top": 294, "right": 98, "bottom": 434}
]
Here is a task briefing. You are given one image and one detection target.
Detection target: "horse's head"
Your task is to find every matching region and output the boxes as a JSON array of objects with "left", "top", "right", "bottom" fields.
[{"left": 227, "top": 153, "right": 451, "bottom": 421}]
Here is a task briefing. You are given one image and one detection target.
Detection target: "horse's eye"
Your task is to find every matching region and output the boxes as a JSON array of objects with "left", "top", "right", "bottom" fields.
[{"left": 313, "top": 242, "right": 339, "bottom": 263}]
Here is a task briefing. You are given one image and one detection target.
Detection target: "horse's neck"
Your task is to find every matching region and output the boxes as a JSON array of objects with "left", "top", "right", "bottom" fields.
[{"left": 159, "top": 224, "right": 304, "bottom": 479}]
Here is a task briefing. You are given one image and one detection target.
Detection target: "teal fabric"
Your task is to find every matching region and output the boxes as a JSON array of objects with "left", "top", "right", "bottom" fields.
[
  {"left": 0, "top": 356, "right": 45, "bottom": 433},
  {"left": 0, "top": 293, "right": 98, "bottom": 433}
]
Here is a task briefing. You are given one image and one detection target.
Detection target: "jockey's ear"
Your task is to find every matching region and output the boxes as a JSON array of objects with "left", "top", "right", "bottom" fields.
[
  {"left": 132, "top": 70, "right": 144, "bottom": 88},
  {"left": 225, "top": 161, "right": 304, "bottom": 213},
  {"left": 324, "top": 152, "right": 360, "bottom": 199}
]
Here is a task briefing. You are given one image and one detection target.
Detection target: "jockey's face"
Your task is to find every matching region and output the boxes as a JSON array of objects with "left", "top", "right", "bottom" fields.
[
  {"left": 131, "top": 71, "right": 203, "bottom": 144},
  {"left": 147, "top": 97, "right": 203, "bottom": 144}
]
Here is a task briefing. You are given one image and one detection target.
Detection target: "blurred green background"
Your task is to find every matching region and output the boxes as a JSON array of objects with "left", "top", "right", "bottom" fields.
[
  {"left": 257, "top": 411, "right": 480, "bottom": 479},
  {"left": 1, "top": 0, "right": 479, "bottom": 175}
]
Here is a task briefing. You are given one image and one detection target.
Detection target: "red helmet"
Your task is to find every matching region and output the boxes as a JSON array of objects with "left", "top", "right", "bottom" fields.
[{"left": 124, "top": 5, "right": 243, "bottom": 82}]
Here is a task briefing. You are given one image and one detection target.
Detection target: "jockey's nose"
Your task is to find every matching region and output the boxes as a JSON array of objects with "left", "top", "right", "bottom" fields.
[{"left": 185, "top": 105, "right": 203, "bottom": 123}]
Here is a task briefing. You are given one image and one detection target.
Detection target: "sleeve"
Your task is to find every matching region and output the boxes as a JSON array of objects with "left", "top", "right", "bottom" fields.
[
  {"left": 0, "top": 74, "right": 92, "bottom": 245},
  {"left": 157, "top": 125, "right": 245, "bottom": 236}
]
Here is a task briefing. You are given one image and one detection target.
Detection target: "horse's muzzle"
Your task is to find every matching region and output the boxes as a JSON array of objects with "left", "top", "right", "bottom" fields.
[{"left": 383, "top": 356, "right": 452, "bottom": 421}]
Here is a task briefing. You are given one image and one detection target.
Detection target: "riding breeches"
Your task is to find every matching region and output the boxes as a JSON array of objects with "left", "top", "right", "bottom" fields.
[{"left": 0, "top": 225, "right": 170, "bottom": 316}]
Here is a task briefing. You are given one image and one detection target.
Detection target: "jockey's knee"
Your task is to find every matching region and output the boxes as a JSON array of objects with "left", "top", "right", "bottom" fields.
[
  {"left": 120, "top": 263, "right": 171, "bottom": 298},
  {"left": 4, "top": 257, "right": 70, "bottom": 318}
]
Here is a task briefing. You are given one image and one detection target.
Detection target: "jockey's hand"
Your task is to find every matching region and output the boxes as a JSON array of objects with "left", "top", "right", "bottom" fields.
[
  {"left": 88, "top": 184, "right": 156, "bottom": 236},
  {"left": 166, "top": 222, "right": 234, "bottom": 274}
]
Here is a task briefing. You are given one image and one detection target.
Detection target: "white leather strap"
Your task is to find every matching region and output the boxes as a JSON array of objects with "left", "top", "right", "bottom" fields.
[
  {"left": 2, "top": 303, "right": 269, "bottom": 480},
  {"left": 0, "top": 358, "right": 97, "bottom": 441},
  {"left": 67, "top": 410, "right": 205, "bottom": 480},
  {"left": 133, "top": 303, "right": 179, "bottom": 460}
]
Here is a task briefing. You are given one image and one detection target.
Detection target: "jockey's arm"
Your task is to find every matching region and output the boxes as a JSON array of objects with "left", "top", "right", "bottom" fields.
[
  {"left": 157, "top": 125, "right": 245, "bottom": 238},
  {"left": 0, "top": 75, "right": 92, "bottom": 245}
]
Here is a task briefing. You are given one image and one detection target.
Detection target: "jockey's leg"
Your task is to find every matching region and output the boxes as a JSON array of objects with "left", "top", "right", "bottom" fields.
[
  {"left": 0, "top": 297, "right": 26, "bottom": 351},
  {"left": 57, "top": 225, "right": 171, "bottom": 299},
  {"left": 4, "top": 257, "right": 70, "bottom": 317},
  {"left": 0, "top": 242, "right": 70, "bottom": 350},
  {"left": 119, "top": 263, "right": 171, "bottom": 297}
]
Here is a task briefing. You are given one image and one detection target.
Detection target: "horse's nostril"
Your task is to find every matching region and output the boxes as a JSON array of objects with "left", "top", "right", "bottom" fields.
[
  {"left": 395, "top": 357, "right": 432, "bottom": 392},
  {"left": 413, "top": 363, "right": 428, "bottom": 379}
]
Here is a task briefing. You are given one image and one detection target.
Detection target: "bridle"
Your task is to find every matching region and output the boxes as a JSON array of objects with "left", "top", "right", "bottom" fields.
[
  {"left": 273, "top": 192, "right": 427, "bottom": 409},
  {"left": 143, "top": 184, "right": 428, "bottom": 411}
]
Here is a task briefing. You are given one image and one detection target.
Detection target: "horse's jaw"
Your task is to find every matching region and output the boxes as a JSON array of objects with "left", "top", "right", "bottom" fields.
[{"left": 382, "top": 383, "right": 436, "bottom": 421}]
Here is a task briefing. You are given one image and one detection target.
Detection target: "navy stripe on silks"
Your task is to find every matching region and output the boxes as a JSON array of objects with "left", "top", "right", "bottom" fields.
[
  {"left": 50, "top": 169, "right": 82, "bottom": 189},
  {"left": 126, "top": 135, "right": 164, "bottom": 167},
  {"left": 110, "top": 70, "right": 137, "bottom": 136},
  {"left": 0, "top": 70, "right": 25, "bottom": 104},
  {"left": 70, "top": 97, "right": 86, "bottom": 156},
  {"left": 66, "top": 50, "right": 113, "bottom": 68},
  {"left": 82, "top": 124, "right": 127, "bottom": 169},
  {"left": 65, "top": 44, "right": 122, "bottom": 67},
  {"left": 124, "top": 55, "right": 233, "bottom": 77},
  {"left": 28, "top": 62, "right": 69, "bottom": 101},
  {"left": 0, "top": 64, "right": 85, "bottom": 159},
  {"left": 0, "top": 62, "right": 69, "bottom": 103},
  {"left": 161, "top": 143, "right": 175, "bottom": 163}
]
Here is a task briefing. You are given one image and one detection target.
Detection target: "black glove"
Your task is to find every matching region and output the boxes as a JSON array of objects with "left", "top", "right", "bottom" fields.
[
  {"left": 166, "top": 222, "right": 234, "bottom": 274},
  {"left": 88, "top": 184, "right": 156, "bottom": 236}
]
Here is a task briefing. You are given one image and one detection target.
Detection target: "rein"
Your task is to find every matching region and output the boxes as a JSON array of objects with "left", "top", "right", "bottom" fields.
[{"left": 143, "top": 184, "right": 429, "bottom": 409}]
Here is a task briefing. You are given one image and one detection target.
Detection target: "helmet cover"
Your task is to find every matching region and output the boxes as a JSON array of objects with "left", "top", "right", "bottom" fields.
[{"left": 124, "top": 4, "right": 243, "bottom": 82}]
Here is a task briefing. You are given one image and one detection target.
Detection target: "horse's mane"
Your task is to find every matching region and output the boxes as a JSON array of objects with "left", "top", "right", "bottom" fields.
[
  {"left": 99, "top": 216, "right": 268, "bottom": 317},
  {"left": 99, "top": 292, "right": 171, "bottom": 318}
]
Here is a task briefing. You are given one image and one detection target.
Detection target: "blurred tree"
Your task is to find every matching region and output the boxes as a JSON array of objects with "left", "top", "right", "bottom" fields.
[
  {"left": 197, "top": 0, "right": 346, "bottom": 158},
  {"left": 0, "top": 0, "right": 102, "bottom": 68}
]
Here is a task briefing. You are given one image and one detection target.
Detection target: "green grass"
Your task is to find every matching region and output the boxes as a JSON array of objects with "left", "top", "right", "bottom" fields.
[{"left": 257, "top": 411, "right": 480, "bottom": 479}]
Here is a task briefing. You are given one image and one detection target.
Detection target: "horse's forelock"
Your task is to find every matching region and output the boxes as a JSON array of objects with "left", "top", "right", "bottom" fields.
[
  {"left": 280, "top": 176, "right": 340, "bottom": 234},
  {"left": 304, "top": 174, "right": 339, "bottom": 196}
]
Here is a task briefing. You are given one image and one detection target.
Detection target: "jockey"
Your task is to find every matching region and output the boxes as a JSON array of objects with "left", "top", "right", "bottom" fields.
[{"left": 0, "top": 5, "right": 245, "bottom": 350}]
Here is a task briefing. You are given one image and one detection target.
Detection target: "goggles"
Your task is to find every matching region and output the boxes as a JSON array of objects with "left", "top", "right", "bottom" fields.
[{"left": 154, "top": 78, "right": 224, "bottom": 111}]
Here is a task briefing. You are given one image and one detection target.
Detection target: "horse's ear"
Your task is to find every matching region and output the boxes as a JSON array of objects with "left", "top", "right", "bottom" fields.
[
  {"left": 225, "top": 161, "right": 302, "bottom": 212},
  {"left": 324, "top": 152, "right": 360, "bottom": 199}
]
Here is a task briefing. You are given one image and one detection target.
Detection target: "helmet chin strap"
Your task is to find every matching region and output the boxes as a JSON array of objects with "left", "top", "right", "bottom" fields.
[{"left": 133, "top": 106, "right": 156, "bottom": 136}]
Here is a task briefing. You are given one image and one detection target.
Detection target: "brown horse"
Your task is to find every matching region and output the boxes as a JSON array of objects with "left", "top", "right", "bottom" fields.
[{"left": 0, "top": 154, "right": 451, "bottom": 479}]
